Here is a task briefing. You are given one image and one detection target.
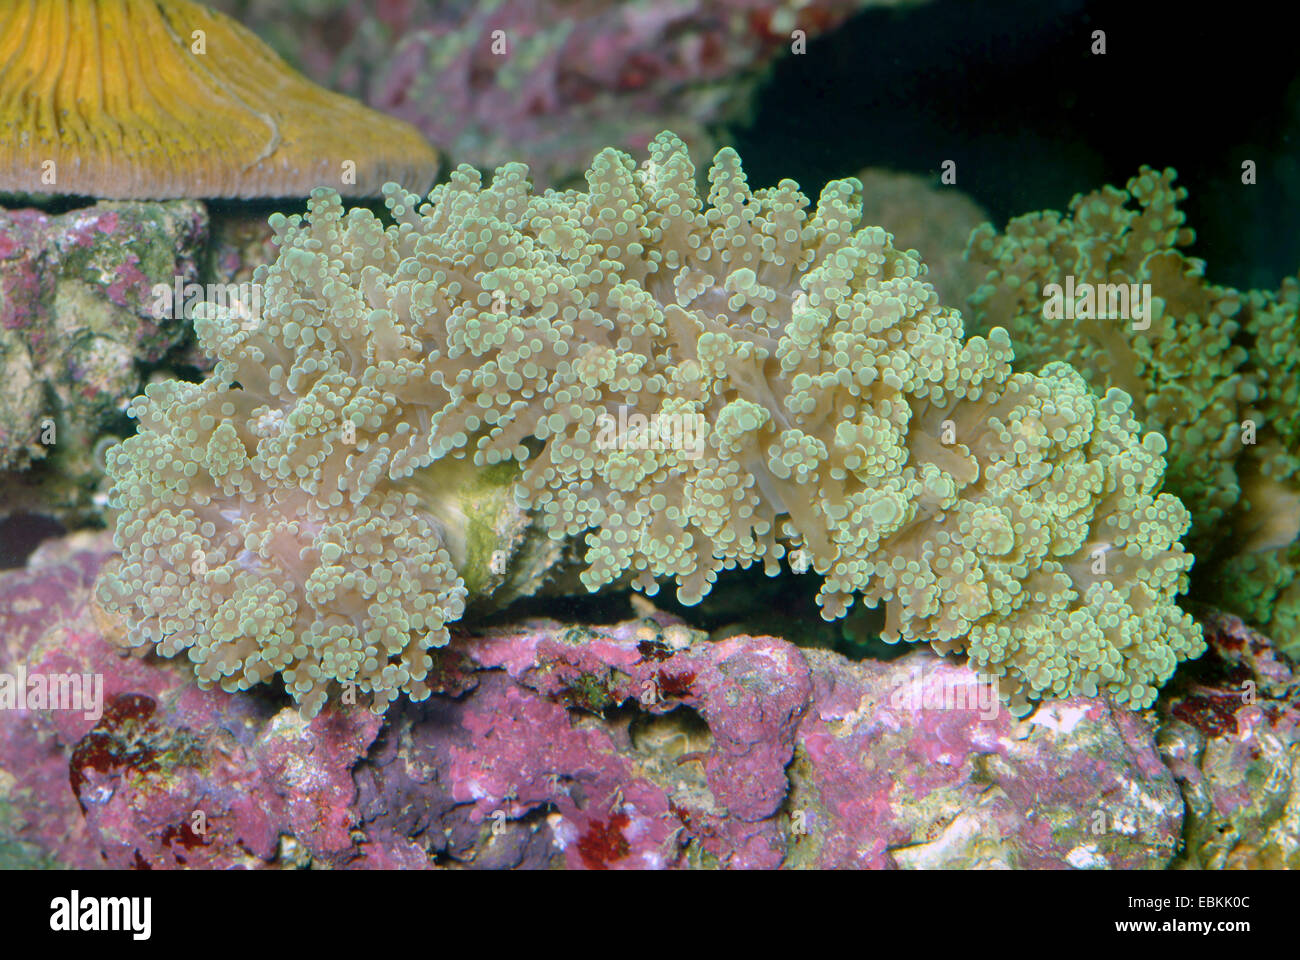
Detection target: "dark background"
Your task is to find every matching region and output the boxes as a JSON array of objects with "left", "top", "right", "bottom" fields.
[{"left": 736, "top": 0, "right": 1298, "bottom": 290}]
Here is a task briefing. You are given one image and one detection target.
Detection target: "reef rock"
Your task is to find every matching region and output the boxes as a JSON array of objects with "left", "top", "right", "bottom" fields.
[
  {"left": 0, "top": 202, "right": 206, "bottom": 524},
  {"left": 1159, "top": 612, "right": 1300, "bottom": 868},
  {"left": 0, "top": 536, "right": 1189, "bottom": 869}
]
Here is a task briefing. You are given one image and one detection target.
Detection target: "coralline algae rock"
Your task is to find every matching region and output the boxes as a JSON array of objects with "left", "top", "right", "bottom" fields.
[
  {"left": 0, "top": 540, "right": 107, "bottom": 867},
  {"left": 0, "top": 533, "right": 381, "bottom": 868},
  {"left": 0, "top": 202, "right": 206, "bottom": 523},
  {"left": 789, "top": 651, "right": 1181, "bottom": 868},
  {"left": 0, "top": 538, "right": 1195, "bottom": 869},
  {"left": 208, "top": 0, "right": 921, "bottom": 187},
  {"left": 1158, "top": 612, "right": 1300, "bottom": 868}
]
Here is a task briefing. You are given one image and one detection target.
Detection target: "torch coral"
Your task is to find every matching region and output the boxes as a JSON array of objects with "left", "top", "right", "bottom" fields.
[
  {"left": 99, "top": 133, "right": 1203, "bottom": 716},
  {"left": 964, "top": 168, "right": 1258, "bottom": 555},
  {"left": 1215, "top": 544, "right": 1300, "bottom": 657},
  {"left": 1241, "top": 275, "right": 1300, "bottom": 493},
  {"left": 0, "top": 0, "right": 437, "bottom": 199},
  {"left": 964, "top": 171, "right": 1300, "bottom": 643}
]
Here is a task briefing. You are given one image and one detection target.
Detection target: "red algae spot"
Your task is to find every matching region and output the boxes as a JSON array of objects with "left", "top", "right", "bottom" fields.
[
  {"left": 69, "top": 694, "right": 157, "bottom": 775},
  {"left": 656, "top": 669, "right": 697, "bottom": 699},
  {"left": 1171, "top": 692, "right": 1241, "bottom": 739},
  {"left": 160, "top": 820, "right": 209, "bottom": 866},
  {"left": 636, "top": 639, "right": 674, "bottom": 663},
  {"left": 104, "top": 693, "right": 158, "bottom": 725},
  {"left": 68, "top": 693, "right": 200, "bottom": 813},
  {"left": 576, "top": 812, "right": 631, "bottom": 869}
]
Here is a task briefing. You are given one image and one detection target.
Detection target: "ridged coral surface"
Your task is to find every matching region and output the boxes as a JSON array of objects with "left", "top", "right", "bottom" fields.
[
  {"left": 0, "top": 0, "right": 437, "bottom": 198},
  {"left": 99, "top": 133, "right": 1204, "bottom": 716}
]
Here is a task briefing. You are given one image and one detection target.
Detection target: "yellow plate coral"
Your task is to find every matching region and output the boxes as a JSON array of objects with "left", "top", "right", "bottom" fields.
[
  {"left": 98, "top": 132, "right": 1205, "bottom": 716},
  {"left": 0, "top": 0, "right": 437, "bottom": 198}
]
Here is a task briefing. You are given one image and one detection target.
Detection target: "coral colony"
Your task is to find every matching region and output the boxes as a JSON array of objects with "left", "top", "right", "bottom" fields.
[
  {"left": 966, "top": 169, "right": 1300, "bottom": 646},
  {"left": 98, "top": 133, "right": 1203, "bottom": 717}
]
